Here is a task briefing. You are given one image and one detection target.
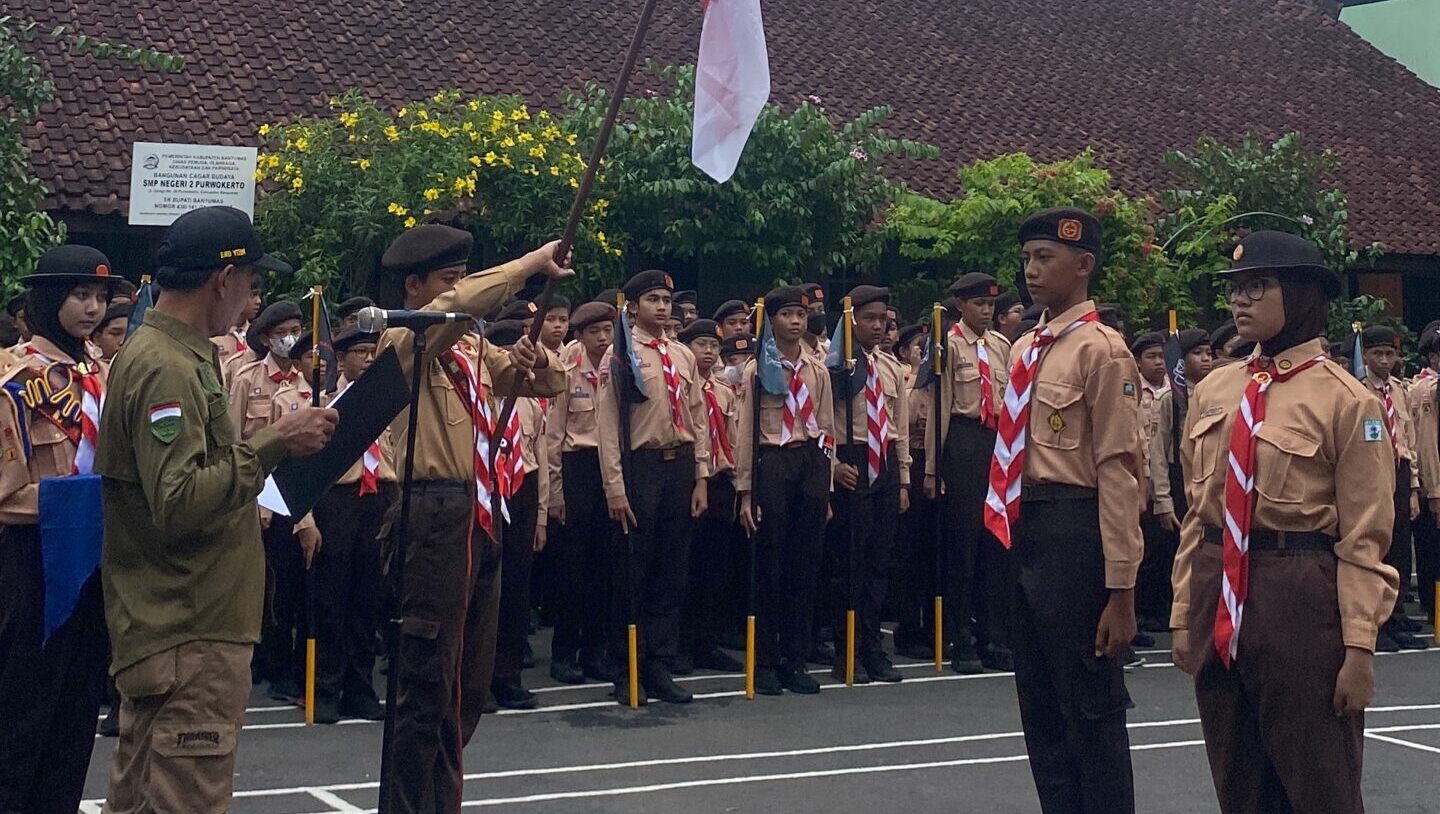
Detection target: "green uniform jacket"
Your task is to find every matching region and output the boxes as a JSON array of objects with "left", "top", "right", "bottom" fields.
[{"left": 97, "top": 309, "right": 287, "bottom": 675}]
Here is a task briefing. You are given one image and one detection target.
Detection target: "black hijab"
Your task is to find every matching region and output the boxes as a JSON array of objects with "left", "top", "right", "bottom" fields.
[
  {"left": 1259, "top": 271, "right": 1330, "bottom": 358},
  {"left": 25, "top": 281, "right": 91, "bottom": 362}
]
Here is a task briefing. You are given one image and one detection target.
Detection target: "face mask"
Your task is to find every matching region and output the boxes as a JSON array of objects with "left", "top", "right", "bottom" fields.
[
  {"left": 722, "top": 364, "right": 743, "bottom": 385},
  {"left": 273, "top": 334, "right": 299, "bottom": 356}
]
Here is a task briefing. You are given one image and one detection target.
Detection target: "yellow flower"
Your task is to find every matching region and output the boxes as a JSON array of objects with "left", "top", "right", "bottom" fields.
[
  {"left": 434, "top": 91, "right": 447, "bottom": 103},
  {"left": 384, "top": 125, "right": 400, "bottom": 142},
  {"left": 258, "top": 123, "right": 271, "bottom": 136},
  {"left": 469, "top": 155, "right": 482, "bottom": 167},
  {"left": 568, "top": 177, "right": 579, "bottom": 189},
  {"left": 339, "top": 112, "right": 359, "bottom": 128},
  {"left": 452, "top": 177, "right": 468, "bottom": 195},
  {"left": 566, "top": 133, "right": 578, "bottom": 146},
  {"left": 418, "top": 109, "right": 429, "bottom": 121},
  {"left": 282, "top": 162, "right": 298, "bottom": 177},
  {"left": 529, "top": 145, "right": 546, "bottom": 159},
  {"left": 388, "top": 202, "right": 408, "bottom": 216},
  {"left": 517, "top": 131, "right": 534, "bottom": 144},
  {"left": 510, "top": 107, "right": 529, "bottom": 121},
  {"left": 484, "top": 151, "right": 498, "bottom": 165},
  {"left": 294, "top": 136, "right": 309, "bottom": 152},
  {"left": 355, "top": 158, "right": 371, "bottom": 170},
  {"left": 501, "top": 155, "right": 513, "bottom": 167},
  {"left": 499, "top": 137, "right": 515, "bottom": 149},
  {"left": 254, "top": 168, "right": 266, "bottom": 182},
  {"left": 397, "top": 106, "right": 408, "bottom": 118},
  {"left": 468, "top": 100, "right": 480, "bottom": 112},
  {"left": 423, "top": 188, "right": 440, "bottom": 201},
  {"left": 290, "top": 176, "right": 303, "bottom": 191},
  {"left": 542, "top": 125, "right": 561, "bottom": 142},
  {"left": 403, "top": 216, "right": 417, "bottom": 228},
  {"left": 549, "top": 165, "right": 559, "bottom": 176}
]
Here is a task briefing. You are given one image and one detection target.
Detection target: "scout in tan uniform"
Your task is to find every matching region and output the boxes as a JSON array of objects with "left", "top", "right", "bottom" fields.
[
  {"left": 1409, "top": 327, "right": 1440, "bottom": 622},
  {"left": 334, "top": 296, "right": 374, "bottom": 331},
  {"left": 892, "top": 323, "right": 939, "bottom": 660},
  {"left": 538, "top": 294, "right": 571, "bottom": 353},
  {"left": 677, "top": 318, "right": 746, "bottom": 675},
  {"left": 735, "top": 285, "right": 837, "bottom": 696},
  {"left": 987, "top": 208, "right": 1143, "bottom": 814},
  {"left": 1130, "top": 331, "right": 1174, "bottom": 635},
  {"left": 596, "top": 270, "right": 712, "bottom": 706},
  {"left": 0, "top": 246, "right": 115, "bottom": 814},
  {"left": 211, "top": 273, "right": 262, "bottom": 368},
  {"left": 377, "top": 225, "right": 567, "bottom": 814},
  {"left": 714, "top": 299, "right": 752, "bottom": 339},
  {"left": 96, "top": 206, "right": 335, "bottom": 814},
  {"left": 1171, "top": 231, "right": 1398, "bottom": 814},
  {"left": 823, "top": 285, "right": 910, "bottom": 683},
  {"left": 923, "top": 272, "right": 1014, "bottom": 673},
  {"left": 92, "top": 302, "right": 132, "bottom": 362},
  {"left": 543, "top": 301, "right": 616, "bottom": 685}
]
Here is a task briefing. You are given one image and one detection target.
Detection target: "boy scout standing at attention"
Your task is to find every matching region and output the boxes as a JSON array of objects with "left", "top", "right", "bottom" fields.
[
  {"left": 376, "top": 225, "right": 568, "bottom": 813},
  {"left": 925, "top": 272, "right": 1013, "bottom": 674},
  {"left": 597, "top": 270, "right": 711, "bottom": 706},
  {"left": 1171, "top": 232, "right": 1398, "bottom": 814},
  {"left": 96, "top": 206, "right": 336, "bottom": 814},
  {"left": 1409, "top": 328, "right": 1440, "bottom": 624},
  {"left": 984, "top": 208, "right": 1143, "bottom": 814}
]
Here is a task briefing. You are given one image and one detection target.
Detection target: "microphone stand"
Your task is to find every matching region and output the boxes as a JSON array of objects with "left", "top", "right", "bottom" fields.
[{"left": 378, "top": 327, "right": 427, "bottom": 814}]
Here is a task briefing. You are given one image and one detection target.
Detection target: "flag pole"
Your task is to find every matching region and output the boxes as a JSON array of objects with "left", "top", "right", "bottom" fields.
[
  {"left": 931, "top": 303, "right": 944, "bottom": 673},
  {"left": 842, "top": 296, "right": 857, "bottom": 688},
  {"left": 745, "top": 299, "right": 764, "bottom": 700},
  {"left": 305, "top": 286, "right": 323, "bottom": 726},
  {"left": 492, "top": 0, "right": 663, "bottom": 469}
]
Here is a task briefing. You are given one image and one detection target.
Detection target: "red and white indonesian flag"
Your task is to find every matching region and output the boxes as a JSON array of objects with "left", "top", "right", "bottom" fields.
[{"left": 691, "top": 0, "right": 770, "bottom": 183}]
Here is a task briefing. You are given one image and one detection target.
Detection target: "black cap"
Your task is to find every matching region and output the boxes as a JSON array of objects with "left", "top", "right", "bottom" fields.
[
  {"left": 1177, "top": 328, "right": 1210, "bottom": 355},
  {"left": 571, "top": 301, "right": 618, "bottom": 331},
  {"left": 897, "top": 323, "right": 928, "bottom": 349},
  {"left": 1418, "top": 327, "right": 1439, "bottom": 355},
  {"left": 545, "top": 294, "right": 571, "bottom": 313},
  {"left": 1129, "top": 332, "right": 1165, "bottom": 357},
  {"left": 846, "top": 285, "right": 889, "bottom": 310},
  {"left": 332, "top": 325, "right": 381, "bottom": 352},
  {"left": 497, "top": 299, "right": 538, "bottom": 322},
  {"left": 1210, "top": 321, "right": 1239, "bottom": 353},
  {"left": 484, "top": 319, "right": 527, "bottom": 346},
  {"left": 949, "top": 272, "right": 1000, "bottom": 300},
  {"left": 381, "top": 224, "right": 472, "bottom": 279},
  {"left": 336, "top": 296, "right": 375, "bottom": 321},
  {"left": 713, "top": 299, "right": 750, "bottom": 323},
  {"left": 994, "top": 290, "right": 1021, "bottom": 314},
  {"left": 1018, "top": 207, "right": 1102, "bottom": 254},
  {"left": 678, "top": 319, "right": 721, "bottom": 344},
  {"left": 1361, "top": 325, "right": 1401, "bottom": 350},
  {"left": 1222, "top": 231, "right": 1341, "bottom": 297},
  {"left": 285, "top": 333, "right": 314, "bottom": 361},
  {"left": 22, "top": 245, "right": 116, "bottom": 286},
  {"left": 674, "top": 290, "right": 698, "bottom": 305},
  {"left": 594, "top": 288, "right": 621, "bottom": 307},
  {"left": 98, "top": 302, "right": 132, "bottom": 329},
  {"left": 622, "top": 270, "right": 674, "bottom": 302},
  {"left": 764, "top": 285, "right": 809, "bottom": 315},
  {"left": 721, "top": 334, "right": 755, "bottom": 357},
  {"left": 5, "top": 292, "right": 26, "bottom": 318},
  {"left": 154, "top": 206, "right": 290, "bottom": 280}
]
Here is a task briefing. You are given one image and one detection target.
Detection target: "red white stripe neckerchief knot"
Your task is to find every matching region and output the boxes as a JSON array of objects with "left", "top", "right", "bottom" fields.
[
  {"left": 359, "top": 441, "right": 382, "bottom": 496},
  {"left": 646, "top": 337, "right": 687, "bottom": 430},
  {"left": 950, "top": 323, "right": 996, "bottom": 429},
  {"left": 865, "top": 352, "right": 891, "bottom": 483},
  {"left": 233, "top": 328, "right": 248, "bottom": 353},
  {"left": 1417, "top": 368, "right": 1437, "bottom": 381},
  {"left": 1213, "top": 352, "right": 1326, "bottom": 667},
  {"left": 703, "top": 379, "right": 735, "bottom": 468},
  {"left": 496, "top": 405, "right": 526, "bottom": 523},
  {"left": 270, "top": 369, "right": 297, "bottom": 385},
  {"left": 780, "top": 357, "right": 819, "bottom": 444},
  {"left": 24, "top": 345, "right": 103, "bottom": 475},
  {"left": 445, "top": 346, "right": 497, "bottom": 540},
  {"left": 1379, "top": 380, "right": 1399, "bottom": 454},
  {"left": 983, "top": 310, "right": 1102, "bottom": 548}
]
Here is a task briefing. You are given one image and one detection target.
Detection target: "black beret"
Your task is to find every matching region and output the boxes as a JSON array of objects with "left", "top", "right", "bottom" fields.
[
  {"left": 1016, "top": 318, "right": 1040, "bottom": 337},
  {"left": 571, "top": 301, "right": 618, "bottom": 331},
  {"left": 678, "top": 319, "right": 721, "bottom": 344},
  {"left": 1210, "top": 320, "right": 1239, "bottom": 352},
  {"left": 949, "top": 272, "right": 1000, "bottom": 300},
  {"left": 544, "top": 294, "right": 571, "bottom": 313},
  {"left": 764, "top": 285, "right": 809, "bottom": 315},
  {"left": 1418, "top": 327, "right": 1439, "bottom": 355},
  {"left": 381, "top": 224, "right": 472, "bottom": 279},
  {"left": 594, "top": 288, "right": 621, "bottom": 307},
  {"left": 802, "top": 283, "right": 826, "bottom": 304},
  {"left": 332, "top": 326, "right": 381, "bottom": 352},
  {"left": 846, "top": 286, "right": 889, "bottom": 310},
  {"left": 674, "top": 290, "right": 698, "bottom": 305},
  {"left": 713, "top": 299, "right": 750, "bottom": 323},
  {"left": 285, "top": 333, "right": 314, "bottom": 361},
  {"left": 721, "top": 334, "right": 755, "bottom": 357},
  {"left": 484, "top": 319, "right": 527, "bottom": 347},
  {"left": 1022, "top": 304, "right": 1045, "bottom": 322},
  {"left": 336, "top": 296, "right": 375, "bottom": 321},
  {"left": 1129, "top": 332, "right": 1165, "bottom": 357},
  {"left": 994, "top": 290, "right": 1021, "bottom": 314},
  {"left": 897, "top": 323, "right": 928, "bottom": 349},
  {"left": 252, "top": 301, "right": 303, "bottom": 336},
  {"left": 98, "top": 302, "right": 132, "bottom": 329},
  {"left": 23, "top": 245, "right": 115, "bottom": 286},
  {"left": 622, "top": 270, "right": 674, "bottom": 302},
  {"left": 1177, "top": 328, "right": 1211, "bottom": 356},
  {"left": 1017, "top": 207, "right": 1102, "bottom": 254},
  {"left": 497, "top": 299, "right": 538, "bottom": 322},
  {"left": 1223, "top": 231, "right": 1340, "bottom": 298},
  {"left": 1361, "top": 325, "right": 1401, "bottom": 350},
  {"left": 1328, "top": 340, "right": 1352, "bottom": 360}
]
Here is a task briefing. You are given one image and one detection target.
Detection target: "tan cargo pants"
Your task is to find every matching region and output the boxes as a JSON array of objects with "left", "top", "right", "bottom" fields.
[{"left": 103, "top": 640, "right": 252, "bottom": 814}]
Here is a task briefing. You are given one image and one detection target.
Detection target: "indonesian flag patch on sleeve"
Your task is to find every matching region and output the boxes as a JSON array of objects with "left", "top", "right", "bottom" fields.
[{"left": 149, "top": 402, "right": 183, "bottom": 444}]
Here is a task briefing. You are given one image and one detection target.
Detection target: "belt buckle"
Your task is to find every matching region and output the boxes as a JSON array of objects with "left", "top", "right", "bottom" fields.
[
  {"left": 1273, "top": 531, "right": 1287, "bottom": 550},
  {"left": 661, "top": 447, "right": 678, "bottom": 462}
]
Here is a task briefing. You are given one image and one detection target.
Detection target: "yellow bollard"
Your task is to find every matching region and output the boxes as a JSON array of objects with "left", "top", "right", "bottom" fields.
[
  {"left": 845, "top": 610, "right": 857, "bottom": 687},
  {"left": 304, "top": 639, "right": 316, "bottom": 725}
]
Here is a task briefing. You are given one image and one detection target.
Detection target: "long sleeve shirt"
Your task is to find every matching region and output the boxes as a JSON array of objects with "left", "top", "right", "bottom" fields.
[
  {"left": 733, "top": 350, "right": 836, "bottom": 493},
  {"left": 923, "top": 322, "right": 1011, "bottom": 476}
]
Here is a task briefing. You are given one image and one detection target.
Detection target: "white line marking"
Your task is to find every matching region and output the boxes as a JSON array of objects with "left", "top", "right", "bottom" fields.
[
  {"left": 307, "top": 788, "right": 367, "bottom": 812},
  {"left": 1365, "top": 733, "right": 1440, "bottom": 755},
  {"left": 1365, "top": 723, "right": 1440, "bottom": 734}
]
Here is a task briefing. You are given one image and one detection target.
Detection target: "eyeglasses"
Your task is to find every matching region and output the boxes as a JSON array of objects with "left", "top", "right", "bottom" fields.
[{"left": 1225, "top": 276, "right": 1278, "bottom": 303}]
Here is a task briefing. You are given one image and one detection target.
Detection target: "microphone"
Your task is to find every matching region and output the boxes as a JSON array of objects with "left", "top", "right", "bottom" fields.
[{"left": 356, "top": 307, "right": 469, "bottom": 333}]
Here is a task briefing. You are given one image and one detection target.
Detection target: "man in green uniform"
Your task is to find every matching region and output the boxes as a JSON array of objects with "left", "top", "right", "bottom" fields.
[{"left": 97, "top": 206, "right": 337, "bottom": 814}]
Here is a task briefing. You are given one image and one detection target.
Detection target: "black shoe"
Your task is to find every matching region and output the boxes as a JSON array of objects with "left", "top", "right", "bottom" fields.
[
  {"left": 808, "top": 641, "right": 836, "bottom": 666},
  {"left": 522, "top": 640, "right": 536, "bottom": 669},
  {"left": 1131, "top": 632, "right": 1156, "bottom": 648},
  {"left": 1390, "top": 630, "right": 1430, "bottom": 651},
  {"left": 338, "top": 693, "right": 385, "bottom": 721},
  {"left": 831, "top": 662, "right": 872, "bottom": 685},
  {"left": 482, "top": 695, "right": 499, "bottom": 714},
  {"left": 754, "top": 668, "right": 784, "bottom": 696},
  {"left": 1395, "top": 615, "right": 1423, "bottom": 633},
  {"left": 1122, "top": 648, "right": 1147, "bottom": 670},
  {"left": 612, "top": 681, "right": 648, "bottom": 706},
  {"left": 491, "top": 680, "right": 538, "bottom": 710},
  {"left": 861, "top": 652, "right": 903, "bottom": 683},
  {"left": 528, "top": 608, "right": 541, "bottom": 634},
  {"left": 268, "top": 677, "right": 303, "bottom": 705},
  {"left": 950, "top": 635, "right": 983, "bottom": 675},
  {"left": 670, "top": 653, "right": 695, "bottom": 676},
  {"left": 549, "top": 658, "right": 586, "bottom": 685},
  {"left": 980, "top": 643, "right": 1014, "bottom": 673},
  {"left": 643, "top": 666, "right": 693, "bottom": 704},
  {"left": 583, "top": 655, "right": 616, "bottom": 683},
  {"left": 1375, "top": 631, "right": 1401, "bottom": 653},
  {"left": 895, "top": 641, "right": 934, "bottom": 661},
  {"left": 97, "top": 706, "right": 119, "bottom": 737},
  {"left": 781, "top": 664, "right": 821, "bottom": 694},
  {"left": 313, "top": 698, "right": 342, "bottom": 725},
  {"left": 694, "top": 648, "right": 744, "bottom": 672}
]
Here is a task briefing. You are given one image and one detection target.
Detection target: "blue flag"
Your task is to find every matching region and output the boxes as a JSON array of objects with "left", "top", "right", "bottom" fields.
[
  {"left": 611, "top": 307, "right": 648, "bottom": 403},
  {"left": 39, "top": 474, "right": 103, "bottom": 643},
  {"left": 756, "top": 319, "right": 788, "bottom": 396},
  {"left": 126, "top": 277, "right": 155, "bottom": 338},
  {"left": 1351, "top": 328, "right": 1366, "bottom": 381}
]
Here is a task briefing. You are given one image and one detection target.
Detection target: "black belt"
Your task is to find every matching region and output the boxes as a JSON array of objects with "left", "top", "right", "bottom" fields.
[
  {"left": 1203, "top": 525, "right": 1334, "bottom": 552},
  {"left": 1019, "top": 483, "right": 1096, "bottom": 503},
  {"left": 410, "top": 480, "right": 469, "bottom": 495},
  {"left": 637, "top": 442, "right": 694, "bottom": 462}
]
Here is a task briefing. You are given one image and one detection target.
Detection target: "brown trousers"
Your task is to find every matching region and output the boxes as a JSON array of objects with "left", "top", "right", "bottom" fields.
[
  {"left": 1187, "top": 542, "right": 1364, "bottom": 814},
  {"left": 103, "top": 640, "right": 253, "bottom": 814}
]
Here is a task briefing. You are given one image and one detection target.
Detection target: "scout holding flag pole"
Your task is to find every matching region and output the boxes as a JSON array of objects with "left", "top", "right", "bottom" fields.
[{"left": 745, "top": 298, "right": 763, "bottom": 699}]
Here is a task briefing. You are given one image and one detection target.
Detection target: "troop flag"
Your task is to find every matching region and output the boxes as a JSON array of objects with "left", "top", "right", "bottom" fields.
[{"left": 691, "top": 0, "right": 770, "bottom": 182}]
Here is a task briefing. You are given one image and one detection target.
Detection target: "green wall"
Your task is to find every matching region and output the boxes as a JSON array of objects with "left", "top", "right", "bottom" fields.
[{"left": 1341, "top": 0, "right": 1440, "bottom": 87}]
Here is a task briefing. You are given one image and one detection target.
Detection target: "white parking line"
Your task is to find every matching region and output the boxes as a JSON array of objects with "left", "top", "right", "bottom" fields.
[
  {"left": 307, "top": 788, "right": 367, "bottom": 812},
  {"left": 1365, "top": 732, "right": 1440, "bottom": 755}
]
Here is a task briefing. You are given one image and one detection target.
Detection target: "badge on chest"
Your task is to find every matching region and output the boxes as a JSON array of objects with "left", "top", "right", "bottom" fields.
[{"left": 1048, "top": 410, "right": 1065, "bottom": 433}]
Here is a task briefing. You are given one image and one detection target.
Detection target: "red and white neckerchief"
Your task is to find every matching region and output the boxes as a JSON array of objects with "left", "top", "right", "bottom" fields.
[
  {"left": 1417, "top": 368, "right": 1437, "bottom": 382},
  {"left": 703, "top": 379, "right": 735, "bottom": 469},
  {"left": 983, "top": 311, "right": 1102, "bottom": 548},
  {"left": 496, "top": 406, "right": 526, "bottom": 523},
  {"left": 447, "top": 347, "right": 497, "bottom": 540},
  {"left": 951, "top": 324, "right": 996, "bottom": 429},
  {"left": 1379, "top": 380, "right": 1399, "bottom": 455},
  {"left": 865, "top": 353, "right": 891, "bottom": 484},
  {"left": 646, "top": 337, "right": 687, "bottom": 430},
  {"left": 270, "top": 369, "right": 297, "bottom": 385},
  {"left": 1213, "top": 353, "right": 1326, "bottom": 667},
  {"left": 24, "top": 345, "right": 103, "bottom": 475},
  {"left": 780, "top": 358, "right": 819, "bottom": 444},
  {"left": 232, "top": 328, "right": 248, "bottom": 353},
  {"left": 359, "top": 442, "right": 381, "bottom": 496}
]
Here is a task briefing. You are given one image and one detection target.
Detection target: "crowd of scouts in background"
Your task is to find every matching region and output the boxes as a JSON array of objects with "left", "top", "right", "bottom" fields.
[{"left": 0, "top": 202, "right": 1432, "bottom": 814}]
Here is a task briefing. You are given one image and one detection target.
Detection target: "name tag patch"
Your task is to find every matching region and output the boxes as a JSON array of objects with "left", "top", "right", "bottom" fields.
[{"left": 1363, "top": 419, "right": 1384, "bottom": 442}]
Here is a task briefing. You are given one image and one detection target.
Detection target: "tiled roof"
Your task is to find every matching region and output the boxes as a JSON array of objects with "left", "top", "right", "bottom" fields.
[{"left": 15, "top": 0, "right": 1440, "bottom": 254}]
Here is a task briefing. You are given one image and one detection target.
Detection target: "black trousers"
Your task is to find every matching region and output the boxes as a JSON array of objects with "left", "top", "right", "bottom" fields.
[
  {"left": 383, "top": 483, "right": 501, "bottom": 814},
  {"left": 753, "top": 443, "right": 830, "bottom": 669},
  {"left": 551, "top": 449, "right": 610, "bottom": 665},
  {"left": 257, "top": 515, "right": 306, "bottom": 686},
  {"left": 827, "top": 444, "right": 901, "bottom": 656},
  {"left": 893, "top": 447, "right": 937, "bottom": 648},
  {"left": 683, "top": 472, "right": 740, "bottom": 658},
  {"left": 0, "top": 524, "right": 108, "bottom": 814},
  {"left": 312, "top": 482, "right": 393, "bottom": 704},
  {"left": 1137, "top": 510, "right": 1176, "bottom": 624},
  {"left": 1385, "top": 461, "right": 1415, "bottom": 619},
  {"left": 1417, "top": 506, "right": 1439, "bottom": 619},
  {"left": 610, "top": 446, "right": 695, "bottom": 676},
  {"left": 495, "top": 476, "right": 540, "bottom": 684},
  {"left": 940, "top": 415, "right": 1008, "bottom": 648},
  {"left": 1011, "top": 494, "right": 1135, "bottom": 814}
]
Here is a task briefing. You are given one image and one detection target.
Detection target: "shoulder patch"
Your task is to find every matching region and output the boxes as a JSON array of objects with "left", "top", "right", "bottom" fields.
[
  {"left": 149, "top": 402, "right": 182, "bottom": 444},
  {"left": 197, "top": 362, "right": 223, "bottom": 395},
  {"left": 1363, "top": 419, "right": 1384, "bottom": 443},
  {"left": 1123, "top": 382, "right": 1136, "bottom": 398}
]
